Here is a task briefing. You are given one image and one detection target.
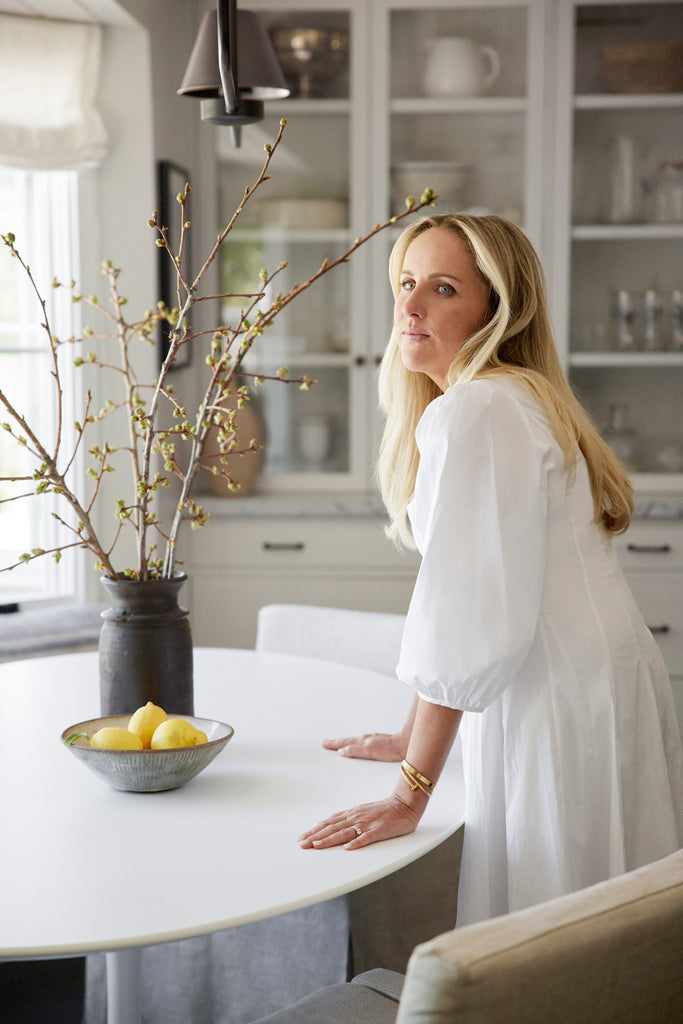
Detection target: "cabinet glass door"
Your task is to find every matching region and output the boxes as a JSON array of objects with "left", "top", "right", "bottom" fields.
[
  {"left": 561, "top": 1, "right": 683, "bottom": 485},
  {"left": 385, "top": 3, "right": 534, "bottom": 229},
  {"left": 214, "top": 2, "right": 369, "bottom": 491},
  {"left": 365, "top": 1, "right": 546, "bottom": 459}
]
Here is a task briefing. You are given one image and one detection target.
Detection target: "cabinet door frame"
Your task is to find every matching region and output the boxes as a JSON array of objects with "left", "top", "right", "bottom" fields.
[
  {"left": 222, "top": 0, "right": 378, "bottom": 493},
  {"left": 368, "top": 0, "right": 551, "bottom": 460}
]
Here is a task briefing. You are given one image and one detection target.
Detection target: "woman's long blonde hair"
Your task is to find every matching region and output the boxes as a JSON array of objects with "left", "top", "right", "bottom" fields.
[{"left": 378, "top": 213, "right": 633, "bottom": 547}]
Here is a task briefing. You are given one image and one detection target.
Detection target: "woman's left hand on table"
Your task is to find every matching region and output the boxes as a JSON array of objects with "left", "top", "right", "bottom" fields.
[{"left": 298, "top": 794, "right": 421, "bottom": 850}]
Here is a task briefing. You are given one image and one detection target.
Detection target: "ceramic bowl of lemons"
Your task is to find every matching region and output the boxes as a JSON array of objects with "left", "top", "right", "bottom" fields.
[{"left": 61, "top": 712, "right": 234, "bottom": 793}]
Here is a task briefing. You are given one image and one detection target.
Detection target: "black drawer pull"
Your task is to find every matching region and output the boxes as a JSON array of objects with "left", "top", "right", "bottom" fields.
[
  {"left": 262, "top": 542, "right": 305, "bottom": 552},
  {"left": 626, "top": 544, "right": 672, "bottom": 554},
  {"left": 648, "top": 625, "right": 671, "bottom": 635}
]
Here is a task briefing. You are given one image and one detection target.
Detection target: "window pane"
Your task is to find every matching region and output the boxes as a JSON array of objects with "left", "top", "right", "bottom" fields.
[{"left": 0, "top": 168, "right": 81, "bottom": 601}]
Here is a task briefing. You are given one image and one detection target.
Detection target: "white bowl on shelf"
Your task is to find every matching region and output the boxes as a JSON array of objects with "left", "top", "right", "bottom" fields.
[
  {"left": 260, "top": 198, "right": 348, "bottom": 229},
  {"left": 391, "top": 161, "right": 472, "bottom": 214}
]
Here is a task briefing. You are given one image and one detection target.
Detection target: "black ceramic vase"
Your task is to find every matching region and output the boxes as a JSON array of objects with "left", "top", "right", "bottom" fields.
[{"left": 98, "top": 573, "right": 194, "bottom": 717}]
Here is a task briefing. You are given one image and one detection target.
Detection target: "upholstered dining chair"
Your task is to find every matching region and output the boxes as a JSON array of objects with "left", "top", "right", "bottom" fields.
[
  {"left": 250, "top": 849, "right": 683, "bottom": 1024},
  {"left": 255, "top": 602, "right": 407, "bottom": 677}
]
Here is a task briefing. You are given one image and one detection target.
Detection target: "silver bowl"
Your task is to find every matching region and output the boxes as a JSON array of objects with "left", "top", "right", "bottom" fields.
[
  {"left": 269, "top": 27, "right": 349, "bottom": 98},
  {"left": 61, "top": 714, "right": 234, "bottom": 792}
]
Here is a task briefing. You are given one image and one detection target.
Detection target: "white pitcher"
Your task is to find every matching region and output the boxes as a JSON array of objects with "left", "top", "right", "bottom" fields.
[{"left": 423, "top": 36, "right": 501, "bottom": 98}]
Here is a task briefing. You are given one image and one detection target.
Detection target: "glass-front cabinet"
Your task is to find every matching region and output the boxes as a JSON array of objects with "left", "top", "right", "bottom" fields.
[
  {"left": 551, "top": 0, "right": 683, "bottom": 490},
  {"left": 211, "top": 0, "right": 546, "bottom": 494},
  {"left": 211, "top": 0, "right": 682, "bottom": 496}
]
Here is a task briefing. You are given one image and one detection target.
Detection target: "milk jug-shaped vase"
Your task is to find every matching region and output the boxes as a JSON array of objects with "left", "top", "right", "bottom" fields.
[{"left": 423, "top": 36, "right": 501, "bottom": 97}]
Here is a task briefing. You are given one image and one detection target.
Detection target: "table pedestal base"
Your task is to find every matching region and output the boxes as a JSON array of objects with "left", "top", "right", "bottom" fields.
[{"left": 106, "top": 948, "right": 141, "bottom": 1024}]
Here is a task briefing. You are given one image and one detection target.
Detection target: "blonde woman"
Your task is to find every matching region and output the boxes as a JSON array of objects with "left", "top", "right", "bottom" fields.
[{"left": 299, "top": 215, "right": 682, "bottom": 926}]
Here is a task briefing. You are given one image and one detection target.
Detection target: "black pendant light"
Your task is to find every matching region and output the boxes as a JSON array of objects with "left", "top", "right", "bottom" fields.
[{"left": 178, "top": 0, "right": 289, "bottom": 146}]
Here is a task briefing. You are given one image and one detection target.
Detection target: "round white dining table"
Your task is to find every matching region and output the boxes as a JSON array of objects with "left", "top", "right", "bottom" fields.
[{"left": 0, "top": 647, "right": 465, "bottom": 1024}]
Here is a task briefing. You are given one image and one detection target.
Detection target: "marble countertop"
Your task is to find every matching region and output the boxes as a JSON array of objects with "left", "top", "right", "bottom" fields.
[
  {"left": 633, "top": 497, "right": 683, "bottom": 520},
  {"left": 198, "top": 491, "right": 683, "bottom": 521},
  {"left": 199, "top": 492, "right": 388, "bottom": 519}
]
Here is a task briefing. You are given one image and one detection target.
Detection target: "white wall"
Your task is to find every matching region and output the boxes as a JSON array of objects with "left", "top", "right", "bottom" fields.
[{"left": 82, "top": 0, "right": 218, "bottom": 598}]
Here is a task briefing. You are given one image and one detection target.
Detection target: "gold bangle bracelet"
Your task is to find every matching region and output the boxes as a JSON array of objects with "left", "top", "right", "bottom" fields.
[
  {"left": 401, "top": 765, "right": 432, "bottom": 794},
  {"left": 401, "top": 760, "right": 435, "bottom": 796},
  {"left": 402, "top": 760, "right": 435, "bottom": 790}
]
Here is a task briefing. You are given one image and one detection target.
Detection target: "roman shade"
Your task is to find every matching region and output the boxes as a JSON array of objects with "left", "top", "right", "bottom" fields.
[{"left": 0, "top": 13, "right": 107, "bottom": 169}]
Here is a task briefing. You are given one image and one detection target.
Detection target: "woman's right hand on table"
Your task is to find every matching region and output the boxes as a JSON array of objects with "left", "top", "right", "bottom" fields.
[
  {"left": 322, "top": 732, "right": 407, "bottom": 761},
  {"left": 323, "top": 695, "right": 419, "bottom": 761}
]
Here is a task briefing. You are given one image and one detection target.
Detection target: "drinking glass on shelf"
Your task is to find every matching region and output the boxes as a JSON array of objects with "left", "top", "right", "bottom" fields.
[
  {"left": 612, "top": 289, "right": 637, "bottom": 351},
  {"left": 643, "top": 288, "right": 663, "bottom": 352},
  {"left": 602, "top": 403, "right": 639, "bottom": 471},
  {"left": 651, "top": 439, "right": 683, "bottom": 474},
  {"left": 298, "top": 414, "right": 331, "bottom": 470},
  {"left": 671, "top": 289, "right": 683, "bottom": 351},
  {"left": 606, "top": 136, "right": 643, "bottom": 224},
  {"left": 573, "top": 320, "right": 607, "bottom": 352},
  {"left": 653, "top": 162, "right": 683, "bottom": 224}
]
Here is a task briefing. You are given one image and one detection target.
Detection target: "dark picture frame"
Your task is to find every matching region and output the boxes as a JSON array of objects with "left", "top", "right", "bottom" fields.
[{"left": 157, "top": 160, "right": 192, "bottom": 369}]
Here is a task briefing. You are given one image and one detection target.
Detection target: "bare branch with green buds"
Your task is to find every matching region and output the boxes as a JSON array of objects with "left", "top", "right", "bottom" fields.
[{"left": 0, "top": 119, "right": 436, "bottom": 581}]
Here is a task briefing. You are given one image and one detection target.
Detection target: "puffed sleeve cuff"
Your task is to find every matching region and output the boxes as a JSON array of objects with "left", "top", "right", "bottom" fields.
[{"left": 396, "top": 380, "right": 553, "bottom": 712}]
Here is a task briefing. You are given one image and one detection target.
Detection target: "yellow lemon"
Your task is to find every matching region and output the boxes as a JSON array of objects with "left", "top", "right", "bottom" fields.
[
  {"left": 186, "top": 724, "right": 208, "bottom": 745},
  {"left": 128, "top": 701, "right": 168, "bottom": 748},
  {"left": 90, "top": 727, "right": 143, "bottom": 750},
  {"left": 151, "top": 719, "right": 208, "bottom": 749}
]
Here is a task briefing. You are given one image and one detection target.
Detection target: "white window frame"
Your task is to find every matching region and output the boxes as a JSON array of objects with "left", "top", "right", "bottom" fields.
[{"left": 0, "top": 167, "right": 84, "bottom": 605}]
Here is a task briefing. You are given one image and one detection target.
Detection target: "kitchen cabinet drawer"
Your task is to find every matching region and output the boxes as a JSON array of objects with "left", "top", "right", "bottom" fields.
[
  {"left": 189, "top": 517, "right": 421, "bottom": 572},
  {"left": 625, "top": 575, "right": 683, "bottom": 677},
  {"left": 614, "top": 520, "right": 683, "bottom": 572}
]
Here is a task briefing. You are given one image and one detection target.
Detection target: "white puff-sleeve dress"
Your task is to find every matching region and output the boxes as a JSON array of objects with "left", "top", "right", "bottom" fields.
[{"left": 396, "top": 378, "right": 683, "bottom": 927}]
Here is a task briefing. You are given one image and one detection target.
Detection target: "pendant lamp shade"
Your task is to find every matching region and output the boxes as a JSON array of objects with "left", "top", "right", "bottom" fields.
[{"left": 179, "top": 9, "right": 289, "bottom": 103}]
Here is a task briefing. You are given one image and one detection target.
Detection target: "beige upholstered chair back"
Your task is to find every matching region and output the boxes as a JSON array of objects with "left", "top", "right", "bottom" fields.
[{"left": 396, "top": 849, "right": 683, "bottom": 1024}]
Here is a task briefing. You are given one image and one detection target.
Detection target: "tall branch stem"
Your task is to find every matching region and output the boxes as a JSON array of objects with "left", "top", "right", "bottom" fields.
[{"left": 1, "top": 119, "right": 436, "bottom": 583}]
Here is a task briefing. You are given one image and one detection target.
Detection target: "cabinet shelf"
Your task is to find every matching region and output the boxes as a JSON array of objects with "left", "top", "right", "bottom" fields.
[
  {"left": 230, "top": 227, "right": 352, "bottom": 244},
  {"left": 575, "top": 93, "right": 683, "bottom": 110},
  {"left": 571, "top": 224, "right": 683, "bottom": 241},
  {"left": 391, "top": 96, "right": 527, "bottom": 114},
  {"left": 279, "top": 98, "right": 351, "bottom": 116},
  {"left": 631, "top": 473, "right": 683, "bottom": 494},
  {"left": 245, "top": 352, "right": 351, "bottom": 369},
  {"left": 570, "top": 352, "right": 683, "bottom": 368}
]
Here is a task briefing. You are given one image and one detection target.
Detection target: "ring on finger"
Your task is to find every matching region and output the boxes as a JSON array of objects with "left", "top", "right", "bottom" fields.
[{"left": 352, "top": 824, "right": 362, "bottom": 837}]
